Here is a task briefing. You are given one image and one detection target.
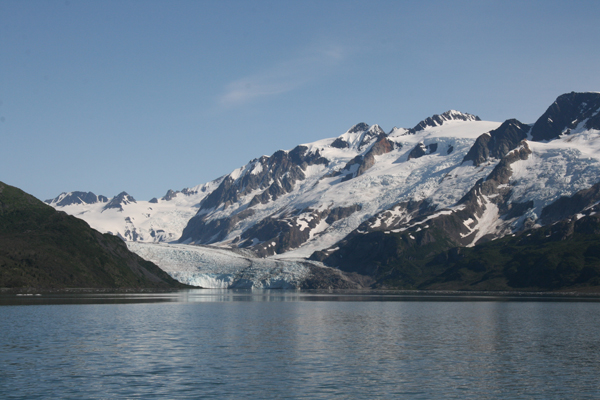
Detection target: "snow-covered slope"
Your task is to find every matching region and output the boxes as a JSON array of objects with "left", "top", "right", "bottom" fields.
[
  {"left": 318, "top": 92, "right": 600, "bottom": 269},
  {"left": 46, "top": 180, "right": 222, "bottom": 242},
  {"left": 179, "top": 111, "right": 501, "bottom": 258},
  {"left": 46, "top": 92, "right": 600, "bottom": 289}
]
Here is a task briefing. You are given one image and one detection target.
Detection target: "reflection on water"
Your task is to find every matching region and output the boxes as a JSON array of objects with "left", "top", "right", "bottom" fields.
[
  {"left": 2, "top": 288, "right": 600, "bottom": 306},
  {"left": 1, "top": 291, "right": 600, "bottom": 399}
]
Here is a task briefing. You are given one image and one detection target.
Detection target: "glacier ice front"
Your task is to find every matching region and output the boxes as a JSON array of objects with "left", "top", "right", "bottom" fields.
[{"left": 127, "top": 242, "right": 311, "bottom": 288}]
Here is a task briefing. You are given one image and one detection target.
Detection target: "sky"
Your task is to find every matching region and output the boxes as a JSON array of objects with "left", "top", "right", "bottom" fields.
[{"left": 1, "top": 0, "right": 600, "bottom": 201}]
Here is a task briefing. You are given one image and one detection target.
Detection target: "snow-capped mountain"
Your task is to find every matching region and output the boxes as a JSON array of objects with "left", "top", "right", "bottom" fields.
[
  {"left": 46, "top": 181, "right": 223, "bottom": 242},
  {"left": 46, "top": 92, "right": 600, "bottom": 289},
  {"left": 178, "top": 110, "right": 500, "bottom": 258},
  {"left": 315, "top": 92, "right": 600, "bottom": 280}
]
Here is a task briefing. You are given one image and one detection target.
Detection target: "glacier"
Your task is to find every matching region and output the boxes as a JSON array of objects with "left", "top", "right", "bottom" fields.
[{"left": 127, "top": 242, "right": 315, "bottom": 288}]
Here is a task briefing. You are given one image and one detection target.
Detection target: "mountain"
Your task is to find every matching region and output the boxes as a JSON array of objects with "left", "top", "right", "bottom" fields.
[
  {"left": 46, "top": 181, "right": 222, "bottom": 242},
  {"left": 46, "top": 92, "right": 600, "bottom": 290},
  {"left": 321, "top": 202, "right": 600, "bottom": 291},
  {"left": 0, "top": 181, "right": 189, "bottom": 289},
  {"left": 312, "top": 92, "right": 600, "bottom": 289},
  {"left": 177, "top": 110, "right": 501, "bottom": 259},
  {"left": 45, "top": 191, "right": 108, "bottom": 207}
]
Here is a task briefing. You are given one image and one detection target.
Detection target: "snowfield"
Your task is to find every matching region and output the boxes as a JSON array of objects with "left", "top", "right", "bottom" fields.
[
  {"left": 48, "top": 180, "right": 222, "bottom": 242},
  {"left": 510, "top": 128, "right": 600, "bottom": 220}
]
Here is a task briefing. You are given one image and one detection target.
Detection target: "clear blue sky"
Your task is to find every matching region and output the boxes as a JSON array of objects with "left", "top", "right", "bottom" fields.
[{"left": 1, "top": 0, "right": 599, "bottom": 201}]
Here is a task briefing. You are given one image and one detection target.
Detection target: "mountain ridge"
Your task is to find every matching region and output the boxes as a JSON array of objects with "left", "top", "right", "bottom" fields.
[
  {"left": 1, "top": 181, "right": 190, "bottom": 289},
  {"left": 44, "top": 92, "right": 600, "bottom": 290}
]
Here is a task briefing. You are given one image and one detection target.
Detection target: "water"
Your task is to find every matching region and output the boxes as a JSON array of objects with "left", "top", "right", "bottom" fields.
[{"left": 1, "top": 290, "right": 600, "bottom": 399}]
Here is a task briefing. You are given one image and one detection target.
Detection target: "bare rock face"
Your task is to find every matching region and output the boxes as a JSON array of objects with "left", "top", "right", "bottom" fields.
[
  {"left": 238, "top": 204, "right": 363, "bottom": 257},
  {"left": 180, "top": 145, "right": 329, "bottom": 246},
  {"left": 198, "top": 145, "right": 329, "bottom": 212},
  {"left": 45, "top": 191, "right": 108, "bottom": 207},
  {"left": 407, "top": 142, "right": 437, "bottom": 160},
  {"left": 103, "top": 192, "right": 136, "bottom": 212},
  {"left": 530, "top": 92, "right": 600, "bottom": 141},
  {"left": 161, "top": 189, "right": 179, "bottom": 201},
  {"left": 408, "top": 110, "right": 481, "bottom": 134},
  {"left": 339, "top": 132, "right": 395, "bottom": 181},
  {"left": 541, "top": 182, "right": 600, "bottom": 225},
  {"left": 462, "top": 119, "right": 530, "bottom": 167}
]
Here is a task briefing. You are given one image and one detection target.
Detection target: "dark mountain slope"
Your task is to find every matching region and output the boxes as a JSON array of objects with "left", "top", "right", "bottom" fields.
[
  {"left": 0, "top": 181, "right": 189, "bottom": 289},
  {"left": 423, "top": 213, "right": 600, "bottom": 291},
  {"left": 530, "top": 92, "right": 600, "bottom": 141},
  {"left": 315, "top": 204, "right": 600, "bottom": 292}
]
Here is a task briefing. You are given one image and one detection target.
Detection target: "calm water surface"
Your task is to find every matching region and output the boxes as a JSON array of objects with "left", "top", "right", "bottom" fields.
[{"left": 1, "top": 290, "right": 600, "bottom": 399}]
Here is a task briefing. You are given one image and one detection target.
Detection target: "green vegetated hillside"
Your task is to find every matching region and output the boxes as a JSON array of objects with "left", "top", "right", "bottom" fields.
[
  {"left": 0, "top": 181, "right": 190, "bottom": 290},
  {"left": 321, "top": 215, "right": 600, "bottom": 292}
]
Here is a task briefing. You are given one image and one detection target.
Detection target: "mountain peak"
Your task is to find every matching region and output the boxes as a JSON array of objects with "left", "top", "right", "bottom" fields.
[
  {"left": 331, "top": 122, "right": 376, "bottom": 150},
  {"left": 367, "top": 124, "right": 385, "bottom": 136},
  {"left": 103, "top": 191, "right": 136, "bottom": 211},
  {"left": 162, "top": 189, "right": 179, "bottom": 201},
  {"left": 408, "top": 110, "right": 481, "bottom": 134},
  {"left": 45, "top": 191, "right": 108, "bottom": 207},
  {"left": 530, "top": 92, "right": 600, "bottom": 141},
  {"left": 347, "top": 122, "right": 369, "bottom": 134}
]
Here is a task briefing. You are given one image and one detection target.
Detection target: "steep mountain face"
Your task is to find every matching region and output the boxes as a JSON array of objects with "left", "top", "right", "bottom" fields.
[
  {"left": 314, "top": 92, "right": 600, "bottom": 288},
  {"left": 0, "top": 181, "right": 189, "bottom": 289},
  {"left": 177, "top": 112, "right": 499, "bottom": 258},
  {"left": 462, "top": 119, "right": 530, "bottom": 166},
  {"left": 103, "top": 191, "right": 136, "bottom": 211},
  {"left": 46, "top": 92, "right": 600, "bottom": 290},
  {"left": 530, "top": 92, "right": 600, "bottom": 141}
]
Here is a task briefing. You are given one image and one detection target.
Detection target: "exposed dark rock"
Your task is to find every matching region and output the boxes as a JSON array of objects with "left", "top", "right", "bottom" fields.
[
  {"left": 103, "top": 192, "right": 136, "bottom": 212},
  {"left": 236, "top": 204, "right": 363, "bottom": 257},
  {"left": 462, "top": 119, "right": 530, "bottom": 167},
  {"left": 149, "top": 197, "right": 158, "bottom": 204},
  {"left": 483, "top": 141, "right": 533, "bottom": 185},
  {"left": 408, "top": 110, "right": 481, "bottom": 134},
  {"left": 369, "top": 132, "right": 395, "bottom": 155},
  {"left": 162, "top": 189, "right": 179, "bottom": 201},
  {"left": 541, "top": 181, "right": 600, "bottom": 225},
  {"left": 318, "top": 141, "right": 536, "bottom": 285},
  {"left": 407, "top": 142, "right": 437, "bottom": 160},
  {"left": 358, "top": 125, "right": 386, "bottom": 151},
  {"left": 353, "top": 199, "right": 436, "bottom": 234},
  {"left": 325, "top": 205, "right": 363, "bottom": 224},
  {"left": 408, "top": 143, "right": 426, "bottom": 160},
  {"left": 181, "top": 187, "right": 198, "bottom": 195},
  {"left": 339, "top": 133, "right": 395, "bottom": 181},
  {"left": 531, "top": 92, "right": 600, "bottom": 142},
  {"left": 45, "top": 191, "right": 108, "bottom": 207},
  {"left": 330, "top": 137, "right": 349, "bottom": 149},
  {"left": 195, "top": 146, "right": 328, "bottom": 214},
  {"left": 348, "top": 122, "right": 369, "bottom": 133}
]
